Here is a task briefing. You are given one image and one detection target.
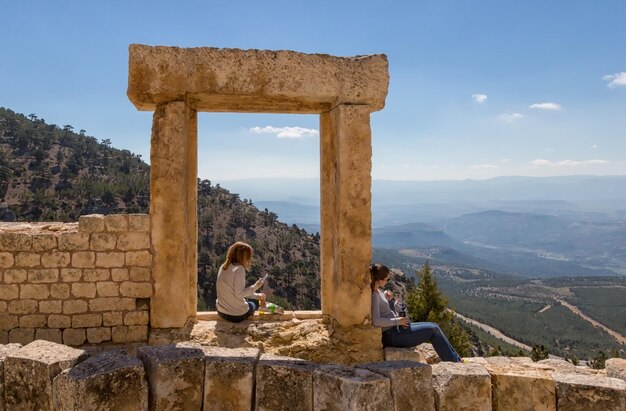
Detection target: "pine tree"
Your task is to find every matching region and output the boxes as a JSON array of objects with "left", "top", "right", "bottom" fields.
[
  {"left": 406, "top": 262, "right": 472, "bottom": 357},
  {"left": 530, "top": 344, "right": 550, "bottom": 362}
]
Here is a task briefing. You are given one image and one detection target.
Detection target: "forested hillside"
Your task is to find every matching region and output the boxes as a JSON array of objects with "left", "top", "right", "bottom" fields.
[{"left": 0, "top": 107, "right": 320, "bottom": 310}]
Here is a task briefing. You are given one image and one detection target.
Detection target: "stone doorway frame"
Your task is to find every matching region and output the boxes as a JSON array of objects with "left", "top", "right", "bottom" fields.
[{"left": 127, "top": 44, "right": 389, "bottom": 330}]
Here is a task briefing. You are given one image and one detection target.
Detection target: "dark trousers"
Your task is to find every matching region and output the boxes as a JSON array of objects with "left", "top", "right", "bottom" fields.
[
  {"left": 382, "top": 322, "right": 461, "bottom": 362},
  {"left": 218, "top": 301, "right": 257, "bottom": 323}
]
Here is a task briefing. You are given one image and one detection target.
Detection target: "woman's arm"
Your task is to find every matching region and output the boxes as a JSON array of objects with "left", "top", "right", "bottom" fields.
[
  {"left": 233, "top": 266, "right": 259, "bottom": 299},
  {"left": 371, "top": 292, "right": 401, "bottom": 327}
]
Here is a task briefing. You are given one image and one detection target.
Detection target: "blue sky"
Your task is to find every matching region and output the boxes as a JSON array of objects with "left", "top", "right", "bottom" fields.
[{"left": 1, "top": 1, "right": 625, "bottom": 181}]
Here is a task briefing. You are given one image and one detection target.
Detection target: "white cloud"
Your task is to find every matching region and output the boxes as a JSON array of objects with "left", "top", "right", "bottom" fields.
[
  {"left": 472, "top": 164, "right": 498, "bottom": 169},
  {"left": 529, "top": 159, "right": 610, "bottom": 167},
  {"left": 499, "top": 113, "right": 524, "bottom": 122},
  {"left": 499, "top": 158, "right": 511, "bottom": 163},
  {"left": 592, "top": 144, "right": 598, "bottom": 149},
  {"left": 529, "top": 102, "right": 562, "bottom": 111},
  {"left": 603, "top": 72, "right": 626, "bottom": 88},
  {"left": 472, "top": 94, "right": 488, "bottom": 103},
  {"left": 249, "top": 126, "right": 319, "bottom": 139}
]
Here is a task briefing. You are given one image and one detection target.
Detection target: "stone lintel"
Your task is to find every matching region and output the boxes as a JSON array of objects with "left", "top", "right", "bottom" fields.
[{"left": 127, "top": 44, "right": 389, "bottom": 113}]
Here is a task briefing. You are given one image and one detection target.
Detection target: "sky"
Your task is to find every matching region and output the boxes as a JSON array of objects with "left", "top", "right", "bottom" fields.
[{"left": 1, "top": 0, "right": 625, "bottom": 182}]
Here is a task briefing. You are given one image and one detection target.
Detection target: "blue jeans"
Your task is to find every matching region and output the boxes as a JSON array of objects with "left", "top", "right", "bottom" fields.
[
  {"left": 382, "top": 322, "right": 461, "bottom": 362},
  {"left": 218, "top": 301, "right": 257, "bottom": 323}
]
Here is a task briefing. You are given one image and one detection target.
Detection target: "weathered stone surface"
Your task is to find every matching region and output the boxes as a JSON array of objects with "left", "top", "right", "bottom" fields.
[
  {"left": 90, "top": 233, "right": 117, "bottom": 251},
  {"left": 314, "top": 364, "right": 390, "bottom": 410},
  {"left": 78, "top": 214, "right": 105, "bottom": 233},
  {"left": 431, "top": 362, "right": 492, "bottom": 411},
  {"left": 57, "top": 232, "right": 89, "bottom": 251},
  {"left": 3, "top": 269, "right": 26, "bottom": 283},
  {"left": 0, "top": 343, "right": 22, "bottom": 411},
  {"left": 50, "top": 283, "right": 70, "bottom": 299},
  {"left": 553, "top": 372, "right": 626, "bottom": 411},
  {"left": 0, "top": 253, "right": 14, "bottom": 268},
  {"left": 484, "top": 358, "right": 556, "bottom": 411},
  {"left": 31, "top": 234, "right": 57, "bottom": 252},
  {"left": 120, "top": 281, "right": 152, "bottom": 298},
  {"left": 96, "top": 281, "right": 119, "bottom": 297},
  {"left": 20, "top": 283, "right": 50, "bottom": 299},
  {"left": 34, "top": 329, "right": 62, "bottom": 344},
  {"left": 54, "top": 349, "right": 148, "bottom": 411},
  {"left": 128, "top": 44, "right": 389, "bottom": 113},
  {"left": 8, "top": 328, "right": 34, "bottom": 345},
  {"left": 384, "top": 346, "right": 427, "bottom": 363},
  {"left": 15, "top": 252, "right": 40, "bottom": 267},
  {"left": 71, "top": 251, "right": 95, "bottom": 267},
  {"left": 203, "top": 346, "right": 259, "bottom": 411},
  {"left": 104, "top": 214, "right": 128, "bottom": 232},
  {"left": 41, "top": 251, "right": 70, "bottom": 268},
  {"left": 128, "top": 214, "right": 150, "bottom": 232},
  {"left": 117, "top": 232, "right": 150, "bottom": 250},
  {"left": 255, "top": 354, "right": 318, "bottom": 411},
  {"left": 4, "top": 340, "right": 87, "bottom": 410},
  {"left": 63, "top": 329, "right": 86, "bottom": 346},
  {"left": 138, "top": 342, "right": 205, "bottom": 410},
  {"left": 0, "top": 232, "right": 31, "bottom": 251},
  {"left": 71, "top": 282, "right": 96, "bottom": 298},
  {"left": 95, "top": 251, "right": 125, "bottom": 268},
  {"left": 606, "top": 358, "right": 626, "bottom": 381},
  {"left": 39, "top": 300, "right": 62, "bottom": 313},
  {"left": 360, "top": 360, "right": 434, "bottom": 411}
]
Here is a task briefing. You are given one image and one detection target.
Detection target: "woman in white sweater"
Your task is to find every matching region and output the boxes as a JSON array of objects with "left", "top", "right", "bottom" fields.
[
  {"left": 370, "top": 263, "right": 461, "bottom": 362},
  {"left": 216, "top": 242, "right": 266, "bottom": 323}
]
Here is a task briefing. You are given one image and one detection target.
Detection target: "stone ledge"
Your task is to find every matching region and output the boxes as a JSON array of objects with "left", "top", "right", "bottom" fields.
[{"left": 196, "top": 310, "right": 323, "bottom": 321}]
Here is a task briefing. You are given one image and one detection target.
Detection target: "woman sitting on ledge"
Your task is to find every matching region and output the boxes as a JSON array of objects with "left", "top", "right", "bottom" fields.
[
  {"left": 216, "top": 241, "right": 266, "bottom": 323},
  {"left": 370, "top": 263, "right": 461, "bottom": 362}
]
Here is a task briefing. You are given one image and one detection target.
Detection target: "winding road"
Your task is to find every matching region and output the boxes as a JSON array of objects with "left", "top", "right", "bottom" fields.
[
  {"left": 556, "top": 298, "right": 626, "bottom": 345},
  {"left": 453, "top": 311, "right": 532, "bottom": 351}
]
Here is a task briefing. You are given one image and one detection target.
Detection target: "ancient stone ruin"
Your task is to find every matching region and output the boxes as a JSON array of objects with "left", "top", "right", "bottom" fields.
[{"left": 1, "top": 45, "right": 625, "bottom": 409}]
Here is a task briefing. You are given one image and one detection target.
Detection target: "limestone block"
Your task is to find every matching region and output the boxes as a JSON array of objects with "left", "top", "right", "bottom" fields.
[
  {"left": 138, "top": 342, "right": 206, "bottom": 410},
  {"left": 314, "top": 364, "right": 390, "bottom": 410},
  {"left": 19, "top": 314, "right": 47, "bottom": 328},
  {"left": 104, "top": 214, "right": 128, "bottom": 232},
  {"left": 90, "top": 233, "right": 117, "bottom": 251},
  {"left": 4, "top": 269, "right": 26, "bottom": 283},
  {"left": 86, "top": 327, "right": 111, "bottom": 343},
  {"left": 63, "top": 329, "right": 86, "bottom": 346},
  {"left": 27, "top": 268, "right": 58, "bottom": 283},
  {"left": 61, "top": 268, "right": 82, "bottom": 282},
  {"left": 50, "top": 283, "right": 70, "bottom": 299},
  {"left": 103, "top": 311, "right": 123, "bottom": 326},
  {"left": 83, "top": 268, "right": 110, "bottom": 281},
  {"left": 48, "top": 314, "right": 71, "bottom": 329},
  {"left": 606, "top": 358, "right": 626, "bottom": 381},
  {"left": 41, "top": 251, "right": 70, "bottom": 268},
  {"left": 124, "top": 311, "right": 149, "bottom": 325},
  {"left": 63, "top": 300, "right": 88, "bottom": 314},
  {"left": 126, "top": 325, "right": 148, "bottom": 342},
  {"left": 112, "top": 268, "right": 129, "bottom": 281},
  {"left": 4, "top": 340, "right": 87, "bottom": 410},
  {"left": 128, "top": 44, "right": 389, "bottom": 113},
  {"left": 484, "top": 358, "right": 556, "bottom": 411},
  {"left": 15, "top": 252, "right": 40, "bottom": 267},
  {"left": 0, "top": 301, "right": 6, "bottom": 312},
  {"left": 360, "top": 360, "right": 434, "bottom": 411},
  {"left": 0, "top": 343, "right": 22, "bottom": 411},
  {"left": 111, "top": 326, "right": 127, "bottom": 343},
  {"left": 203, "top": 347, "right": 260, "bottom": 411},
  {"left": 0, "top": 284, "right": 19, "bottom": 300},
  {"left": 39, "top": 300, "right": 62, "bottom": 313},
  {"left": 35, "top": 329, "right": 62, "bottom": 344},
  {"left": 96, "top": 252, "right": 125, "bottom": 268},
  {"left": 553, "top": 372, "right": 626, "bottom": 411},
  {"left": 96, "top": 281, "right": 119, "bottom": 297},
  {"left": 0, "top": 253, "right": 14, "bottom": 268},
  {"left": 384, "top": 346, "right": 426, "bottom": 363},
  {"left": 255, "top": 354, "right": 319, "bottom": 411},
  {"left": 72, "top": 313, "right": 102, "bottom": 328},
  {"left": 431, "top": 362, "right": 492, "bottom": 411},
  {"left": 117, "top": 232, "right": 150, "bottom": 251},
  {"left": 31, "top": 234, "right": 57, "bottom": 252},
  {"left": 20, "top": 283, "right": 50, "bottom": 299},
  {"left": 120, "top": 281, "right": 152, "bottom": 298},
  {"left": 8, "top": 299, "right": 38, "bottom": 314},
  {"left": 125, "top": 250, "right": 152, "bottom": 267},
  {"left": 130, "top": 267, "right": 151, "bottom": 281},
  {"left": 54, "top": 349, "right": 148, "bottom": 410},
  {"left": 0, "top": 233, "right": 31, "bottom": 251},
  {"left": 9, "top": 329, "right": 35, "bottom": 345},
  {"left": 57, "top": 232, "right": 89, "bottom": 251},
  {"left": 71, "top": 251, "right": 95, "bottom": 268},
  {"left": 0, "top": 314, "right": 18, "bottom": 331},
  {"left": 128, "top": 214, "right": 150, "bottom": 232},
  {"left": 89, "top": 297, "right": 136, "bottom": 312},
  {"left": 71, "top": 282, "right": 96, "bottom": 298},
  {"left": 78, "top": 214, "right": 105, "bottom": 233},
  {"left": 0, "top": 332, "right": 6, "bottom": 344}
]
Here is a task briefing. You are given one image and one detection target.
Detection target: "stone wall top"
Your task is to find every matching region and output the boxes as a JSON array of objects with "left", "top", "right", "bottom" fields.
[{"left": 127, "top": 44, "right": 389, "bottom": 113}]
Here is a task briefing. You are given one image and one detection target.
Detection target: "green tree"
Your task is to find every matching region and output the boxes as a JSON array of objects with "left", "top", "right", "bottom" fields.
[
  {"left": 530, "top": 344, "right": 550, "bottom": 362},
  {"left": 406, "top": 262, "right": 472, "bottom": 357},
  {"left": 589, "top": 351, "right": 607, "bottom": 369}
]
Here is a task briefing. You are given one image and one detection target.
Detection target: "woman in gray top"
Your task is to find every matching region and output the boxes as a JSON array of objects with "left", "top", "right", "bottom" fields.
[{"left": 370, "top": 263, "right": 461, "bottom": 362}]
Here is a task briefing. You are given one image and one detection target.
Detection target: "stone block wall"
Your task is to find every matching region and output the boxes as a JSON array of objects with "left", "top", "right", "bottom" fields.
[{"left": 0, "top": 214, "right": 153, "bottom": 346}]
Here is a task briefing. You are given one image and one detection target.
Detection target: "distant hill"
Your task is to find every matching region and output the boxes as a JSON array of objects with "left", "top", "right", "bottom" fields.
[{"left": 0, "top": 107, "right": 320, "bottom": 310}]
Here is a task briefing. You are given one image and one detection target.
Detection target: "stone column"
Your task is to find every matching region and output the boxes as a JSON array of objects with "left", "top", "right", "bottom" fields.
[
  {"left": 150, "top": 101, "right": 198, "bottom": 328},
  {"left": 319, "top": 104, "right": 373, "bottom": 326}
]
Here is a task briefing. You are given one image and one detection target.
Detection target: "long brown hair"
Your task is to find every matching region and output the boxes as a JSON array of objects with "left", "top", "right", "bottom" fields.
[
  {"left": 221, "top": 241, "right": 253, "bottom": 270},
  {"left": 370, "top": 263, "right": 390, "bottom": 292}
]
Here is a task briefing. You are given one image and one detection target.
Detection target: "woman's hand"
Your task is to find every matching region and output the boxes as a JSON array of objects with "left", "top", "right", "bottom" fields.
[
  {"left": 398, "top": 317, "right": 409, "bottom": 327},
  {"left": 253, "top": 278, "right": 265, "bottom": 290}
]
